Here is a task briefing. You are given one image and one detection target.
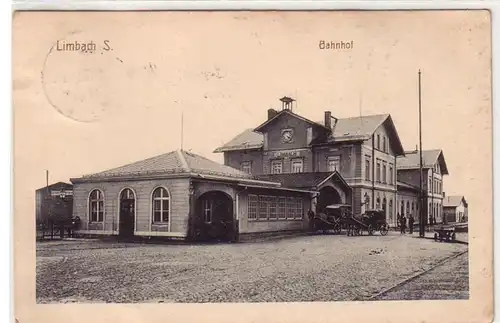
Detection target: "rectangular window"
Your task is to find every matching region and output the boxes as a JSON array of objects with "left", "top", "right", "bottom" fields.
[
  {"left": 271, "top": 160, "right": 283, "bottom": 174},
  {"left": 248, "top": 195, "right": 258, "bottom": 220},
  {"left": 382, "top": 136, "right": 386, "bottom": 153},
  {"left": 278, "top": 197, "right": 286, "bottom": 219},
  {"left": 286, "top": 197, "right": 296, "bottom": 219},
  {"left": 365, "top": 158, "right": 371, "bottom": 181},
  {"left": 258, "top": 196, "right": 269, "bottom": 220},
  {"left": 153, "top": 199, "right": 169, "bottom": 223},
  {"left": 291, "top": 158, "right": 304, "bottom": 173},
  {"left": 377, "top": 134, "right": 380, "bottom": 149},
  {"left": 382, "top": 164, "right": 387, "bottom": 184},
  {"left": 295, "top": 198, "right": 303, "bottom": 219},
  {"left": 203, "top": 199, "right": 212, "bottom": 223},
  {"left": 389, "top": 165, "right": 394, "bottom": 184},
  {"left": 269, "top": 197, "right": 278, "bottom": 220},
  {"left": 327, "top": 156, "right": 341, "bottom": 172},
  {"left": 376, "top": 162, "right": 381, "bottom": 183},
  {"left": 241, "top": 161, "right": 251, "bottom": 174}
]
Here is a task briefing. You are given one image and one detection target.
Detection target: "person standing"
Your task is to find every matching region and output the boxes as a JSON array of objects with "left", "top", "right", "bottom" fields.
[
  {"left": 408, "top": 215, "right": 414, "bottom": 234},
  {"left": 400, "top": 215, "right": 407, "bottom": 234},
  {"left": 396, "top": 213, "right": 401, "bottom": 231},
  {"left": 307, "top": 209, "right": 315, "bottom": 232}
]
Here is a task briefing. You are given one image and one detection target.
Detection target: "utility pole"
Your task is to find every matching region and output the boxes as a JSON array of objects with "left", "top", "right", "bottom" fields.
[
  {"left": 181, "top": 109, "right": 184, "bottom": 151},
  {"left": 418, "top": 70, "right": 425, "bottom": 238}
]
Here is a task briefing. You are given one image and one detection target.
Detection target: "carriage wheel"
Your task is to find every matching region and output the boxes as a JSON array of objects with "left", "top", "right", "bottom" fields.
[
  {"left": 356, "top": 226, "right": 362, "bottom": 236},
  {"left": 334, "top": 224, "right": 342, "bottom": 235},
  {"left": 367, "top": 224, "right": 374, "bottom": 236},
  {"left": 380, "top": 223, "right": 389, "bottom": 236}
]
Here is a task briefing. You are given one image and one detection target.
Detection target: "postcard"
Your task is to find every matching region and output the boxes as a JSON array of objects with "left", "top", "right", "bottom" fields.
[{"left": 13, "top": 10, "right": 492, "bottom": 323}]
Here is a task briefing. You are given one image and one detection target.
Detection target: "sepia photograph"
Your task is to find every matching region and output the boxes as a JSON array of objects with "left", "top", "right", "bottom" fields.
[{"left": 13, "top": 9, "right": 492, "bottom": 323}]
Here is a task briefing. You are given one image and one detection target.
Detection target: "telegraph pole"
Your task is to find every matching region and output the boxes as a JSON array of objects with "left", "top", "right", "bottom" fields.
[{"left": 418, "top": 70, "right": 425, "bottom": 238}]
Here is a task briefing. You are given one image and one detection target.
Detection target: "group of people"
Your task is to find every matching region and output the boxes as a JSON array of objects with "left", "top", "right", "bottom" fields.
[{"left": 396, "top": 213, "right": 415, "bottom": 234}]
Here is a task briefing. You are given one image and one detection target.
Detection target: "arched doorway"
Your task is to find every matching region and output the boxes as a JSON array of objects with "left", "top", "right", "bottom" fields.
[
  {"left": 317, "top": 186, "right": 342, "bottom": 215},
  {"left": 119, "top": 188, "right": 135, "bottom": 237},
  {"left": 195, "top": 191, "right": 235, "bottom": 242}
]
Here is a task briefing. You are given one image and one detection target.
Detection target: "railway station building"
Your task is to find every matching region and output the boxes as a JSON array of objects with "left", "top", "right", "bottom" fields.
[
  {"left": 70, "top": 149, "right": 339, "bottom": 241},
  {"left": 70, "top": 96, "right": 449, "bottom": 241},
  {"left": 214, "top": 97, "right": 406, "bottom": 227}
]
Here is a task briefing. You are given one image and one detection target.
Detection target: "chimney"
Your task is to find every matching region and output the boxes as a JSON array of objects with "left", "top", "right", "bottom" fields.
[
  {"left": 268, "top": 108, "right": 278, "bottom": 120},
  {"left": 324, "top": 111, "right": 332, "bottom": 129}
]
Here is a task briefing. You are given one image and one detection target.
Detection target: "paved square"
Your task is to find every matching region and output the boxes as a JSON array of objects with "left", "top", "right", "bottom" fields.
[{"left": 36, "top": 232, "right": 468, "bottom": 303}]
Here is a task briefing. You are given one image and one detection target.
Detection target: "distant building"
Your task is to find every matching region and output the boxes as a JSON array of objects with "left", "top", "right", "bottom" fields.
[
  {"left": 443, "top": 195, "right": 468, "bottom": 223},
  {"left": 396, "top": 149, "right": 449, "bottom": 225},
  {"left": 35, "top": 182, "right": 74, "bottom": 224}
]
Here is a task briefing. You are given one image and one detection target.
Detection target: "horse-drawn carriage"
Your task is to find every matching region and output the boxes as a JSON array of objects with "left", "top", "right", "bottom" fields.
[
  {"left": 309, "top": 204, "right": 347, "bottom": 234},
  {"left": 310, "top": 205, "right": 389, "bottom": 237},
  {"left": 346, "top": 208, "right": 389, "bottom": 236}
]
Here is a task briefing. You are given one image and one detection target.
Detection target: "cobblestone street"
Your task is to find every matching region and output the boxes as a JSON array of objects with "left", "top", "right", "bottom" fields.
[{"left": 36, "top": 232, "right": 469, "bottom": 303}]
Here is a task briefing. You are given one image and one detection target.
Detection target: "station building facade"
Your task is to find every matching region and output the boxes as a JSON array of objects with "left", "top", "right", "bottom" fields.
[{"left": 214, "top": 97, "right": 406, "bottom": 226}]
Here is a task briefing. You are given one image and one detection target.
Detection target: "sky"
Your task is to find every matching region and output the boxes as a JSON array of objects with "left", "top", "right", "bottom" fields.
[{"left": 13, "top": 10, "right": 491, "bottom": 215}]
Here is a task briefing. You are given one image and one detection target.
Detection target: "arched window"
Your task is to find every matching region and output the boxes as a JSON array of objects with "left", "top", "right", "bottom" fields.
[
  {"left": 152, "top": 187, "right": 170, "bottom": 223},
  {"left": 120, "top": 188, "right": 134, "bottom": 200},
  {"left": 89, "top": 189, "right": 104, "bottom": 222}
]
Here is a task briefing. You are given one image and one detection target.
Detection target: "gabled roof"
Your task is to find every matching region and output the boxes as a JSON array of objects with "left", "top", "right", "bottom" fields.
[
  {"left": 254, "top": 171, "right": 351, "bottom": 193},
  {"left": 396, "top": 149, "right": 449, "bottom": 175},
  {"left": 253, "top": 109, "right": 330, "bottom": 133},
  {"left": 443, "top": 196, "right": 468, "bottom": 208},
  {"left": 214, "top": 112, "right": 405, "bottom": 155},
  {"left": 73, "top": 150, "right": 253, "bottom": 181},
  {"left": 315, "top": 114, "right": 405, "bottom": 155},
  {"left": 213, "top": 128, "right": 263, "bottom": 153}
]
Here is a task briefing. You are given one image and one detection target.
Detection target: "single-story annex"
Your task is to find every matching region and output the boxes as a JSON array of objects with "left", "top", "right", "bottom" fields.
[{"left": 70, "top": 149, "right": 351, "bottom": 241}]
